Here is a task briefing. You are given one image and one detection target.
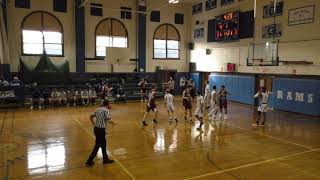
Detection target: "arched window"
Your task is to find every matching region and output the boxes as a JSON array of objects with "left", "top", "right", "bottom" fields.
[
  {"left": 153, "top": 24, "right": 180, "bottom": 59},
  {"left": 21, "top": 11, "right": 63, "bottom": 56},
  {"left": 95, "top": 18, "right": 128, "bottom": 57}
]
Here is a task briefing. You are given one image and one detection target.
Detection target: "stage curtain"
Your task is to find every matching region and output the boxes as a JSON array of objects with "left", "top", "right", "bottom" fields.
[{"left": 0, "top": 4, "right": 10, "bottom": 64}]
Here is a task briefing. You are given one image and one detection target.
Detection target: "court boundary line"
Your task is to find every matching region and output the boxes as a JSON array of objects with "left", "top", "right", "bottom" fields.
[
  {"left": 224, "top": 122, "right": 314, "bottom": 150},
  {"left": 183, "top": 147, "right": 320, "bottom": 180},
  {"left": 71, "top": 115, "right": 137, "bottom": 180}
]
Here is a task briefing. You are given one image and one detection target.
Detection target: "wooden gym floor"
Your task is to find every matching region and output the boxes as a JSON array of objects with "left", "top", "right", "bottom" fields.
[{"left": 0, "top": 98, "right": 319, "bottom": 180}]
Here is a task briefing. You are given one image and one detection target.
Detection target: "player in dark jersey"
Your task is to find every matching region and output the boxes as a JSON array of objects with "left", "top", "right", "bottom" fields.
[
  {"left": 182, "top": 85, "right": 193, "bottom": 122},
  {"left": 141, "top": 87, "right": 158, "bottom": 126},
  {"left": 217, "top": 85, "right": 230, "bottom": 120},
  {"left": 138, "top": 79, "right": 148, "bottom": 102}
]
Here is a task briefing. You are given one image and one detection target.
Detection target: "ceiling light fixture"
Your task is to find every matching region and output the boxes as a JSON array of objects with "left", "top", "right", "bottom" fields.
[{"left": 169, "top": 0, "right": 179, "bottom": 4}]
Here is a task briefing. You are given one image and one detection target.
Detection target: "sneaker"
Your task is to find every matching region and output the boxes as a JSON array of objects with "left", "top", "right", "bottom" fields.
[
  {"left": 196, "top": 126, "right": 202, "bottom": 130},
  {"left": 153, "top": 119, "right": 158, "bottom": 124},
  {"left": 224, "top": 114, "right": 228, "bottom": 120},
  {"left": 252, "top": 123, "right": 258, "bottom": 127},
  {"left": 85, "top": 161, "right": 95, "bottom": 167},
  {"left": 175, "top": 118, "right": 178, "bottom": 123},
  {"left": 218, "top": 113, "right": 222, "bottom": 120},
  {"left": 260, "top": 123, "right": 265, "bottom": 127},
  {"left": 103, "top": 159, "right": 114, "bottom": 164},
  {"left": 142, "top": 121, "right": 148, "bottom": 126}
]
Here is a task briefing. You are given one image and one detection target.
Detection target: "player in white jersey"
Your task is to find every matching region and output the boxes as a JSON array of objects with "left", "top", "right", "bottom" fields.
[
  {"left": 49, "top": 88, "right": 59, "bottom": 105},
  {"left": 208, "top": 85, "right": 219, "bottom": 120},
  {"left": 252, "top": 87, "right": 272, "bottom": 127},
  {"left": 195, "top": 91, "right": 204, "bottom": 130},
  {"left": 58, "top": 89, "right": 67, "bottom": 105},
  {"left": 81, "top": 89, "right": 89, "bottom": 105},
  {"left": 164, "top": 89, "right": 178, "bottom": 122},
  {"left": 203, "top": 81, "right": 211, "bottom": 109},
  {"left": 89, "top": 89, "right": 97, "bottom": 105}
]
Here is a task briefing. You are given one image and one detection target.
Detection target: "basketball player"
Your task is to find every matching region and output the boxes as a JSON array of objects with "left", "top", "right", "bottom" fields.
[
  {"left": 49, "top": 88, "right": 59, "bottom": 105},
  {"left": 138, "top": 79, "right": 148, "bottom": 102},
  {"left": 89, "top": 88, "right": 97, "bottom": 105},
  {"left": 252, "top": 87, "right": 272, "bottom": 127},
  {"left": 81, "top": 89, "right": 89, "bottom": 105},
  {"left": 164, "top": 89, "right": 178, "bottom": 122},
  {"left": 30, "top": 86, "right": 44, "bottom": 109},
  {"left": 195, "top": 91, "right": 204, "bottom": 130},
  {"left": 85, "top": 100, "right": 115, "bottom": 166},
  {"left": 74, "top": 90, "right": 81, "bottom": 106},
  {"left": 66, "top": 90, "right": 74, "bottom": 107},
  {"left": 182, "top": 85, "right": 193, "bottom": 122},
  {"left": 217, "top": 85, "right": 230, "bottom": 120},
  {"left": 208, "top": 85, "right": 219, "bottom": 120},
  {"left": 167, "top": 77, "right": 175, "bottom": 95},
  {"left": 203, "top": 80, "right": 211, "bottom": 109},
  {"left": 59, "top": 89, "right": 67, "bottom": 105},
  {"left": 141, "top": 89, "right": 158, "bottom": 126}
]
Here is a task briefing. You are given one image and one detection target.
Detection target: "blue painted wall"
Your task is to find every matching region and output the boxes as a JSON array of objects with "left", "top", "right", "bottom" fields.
[
  {"left": 209, "top": 74, "right": 255, "bottom": 105},
  {"left": 190, "top": 73, "right": 200, "bottom": 91},
  {"left": 271, "top": 78, "right": 320, "bottom": 116}
]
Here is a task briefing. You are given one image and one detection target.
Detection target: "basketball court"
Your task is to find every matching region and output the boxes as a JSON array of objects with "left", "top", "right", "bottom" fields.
[
  {"left": 1, "top": 0, "right": 320, "bottom": 179},
  {"left": 1, "top": 99, "right": 319, "bottom": 179}
]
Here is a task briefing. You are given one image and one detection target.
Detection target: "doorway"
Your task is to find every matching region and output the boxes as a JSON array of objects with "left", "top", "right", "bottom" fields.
[
  {"left": 256, "top": 75, "right": 273, "bottom": 92},
  {"left": 199, "top": 72, "right": 210, "bottom": 93}
]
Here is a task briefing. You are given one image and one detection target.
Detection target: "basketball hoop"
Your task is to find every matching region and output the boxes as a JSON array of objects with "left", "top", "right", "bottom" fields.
[
  {"left": 247, "top": 40, "right": 279, "bottom": 66},
  {"left": 252, "top": 59, "right": 263, "bottom": 66}
]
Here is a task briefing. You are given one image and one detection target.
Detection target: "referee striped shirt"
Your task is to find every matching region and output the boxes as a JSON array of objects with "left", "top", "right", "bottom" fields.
[{"left": 90, "top": 107, "right": 111, "bottom": 128}]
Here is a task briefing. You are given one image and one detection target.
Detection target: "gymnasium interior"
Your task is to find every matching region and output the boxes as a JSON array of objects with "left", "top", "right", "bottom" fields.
[{"left": 0, "top": 0, "right": 319, "bottom": 179}]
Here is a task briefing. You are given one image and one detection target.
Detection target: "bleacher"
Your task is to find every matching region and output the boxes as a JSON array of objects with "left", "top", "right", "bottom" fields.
[
  {"left": 122, "top": 81, "right": 165, "bottom": 101},
  {"left": 1, "top": 72, "right": 167, "bottom": 108}
]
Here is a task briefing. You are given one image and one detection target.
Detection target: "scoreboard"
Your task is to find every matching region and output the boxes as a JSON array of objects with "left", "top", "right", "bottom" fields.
[{"left": 215, "top": 11, "right": 239, "bottom": 42}]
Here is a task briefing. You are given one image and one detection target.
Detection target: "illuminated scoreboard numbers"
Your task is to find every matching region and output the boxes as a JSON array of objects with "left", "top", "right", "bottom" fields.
[{"left": 215, "top": 11, "right": 240, "bottom": 42}]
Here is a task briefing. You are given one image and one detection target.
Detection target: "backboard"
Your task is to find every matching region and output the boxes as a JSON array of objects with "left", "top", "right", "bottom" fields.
[{"left": 247, "top": 40, "right": 279, "bottom": 66}]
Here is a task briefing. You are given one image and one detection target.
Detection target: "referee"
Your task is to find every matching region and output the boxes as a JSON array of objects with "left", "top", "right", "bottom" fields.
[{"left": 86, "top": 100, "right": 115, "bottom": 166}]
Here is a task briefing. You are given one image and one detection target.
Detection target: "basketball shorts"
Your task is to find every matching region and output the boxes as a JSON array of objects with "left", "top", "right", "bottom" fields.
[
  {"left": 59, "top": 98, "right": 67, "bottom": 101},
  {"left": 258, "top": 104, "right": 268, "bottom": 112},
  {"left": 183, "top": 99, "right": 192, "bottom": 109},
  {"left": 210, "top": 101, "right": 218, "bottom": 110},
  {"left": 50, "top": 97, "right": 59, "bottom": 101},
  {"left": 166, "top": 103, "right": 175, "bottom": 112},
  {"left": 205, "top": 97, "right": 211, "bottom": 106},
  {"left": 32, "top": 98, "right": 44, "bottom": 103},
  {"left": 147, "top": 104, "right": 157, "bottom": 112},
  {"left": 219, "top": 100, "right": 227, "bottom": 109},
  {"left": 194, "top": 107, "right": 203, "bottom": 117},
  {"left": 141, "top": 88, "right": 147, "bottom": 93}
]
